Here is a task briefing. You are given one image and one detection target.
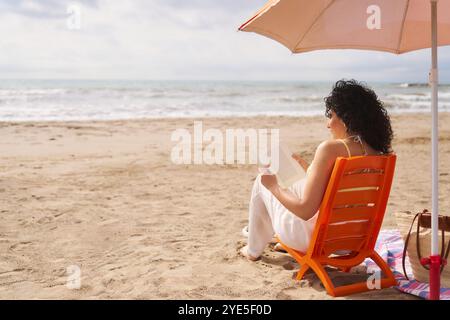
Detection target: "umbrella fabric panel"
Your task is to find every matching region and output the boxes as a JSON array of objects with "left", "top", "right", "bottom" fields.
[{"left": 240, "top": 0, "right": 450, "bottom": 54}]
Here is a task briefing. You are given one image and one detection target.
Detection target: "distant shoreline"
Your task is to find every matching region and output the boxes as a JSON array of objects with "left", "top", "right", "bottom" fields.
[
  {"left": 0, "top": 79, "right": 450, "bottom": 85},
  {"left": 1, "top": 81, "right": 449, "bottom": 121},
  {"left": 1, "top": 110, "right": 449, "bottom": 125}
]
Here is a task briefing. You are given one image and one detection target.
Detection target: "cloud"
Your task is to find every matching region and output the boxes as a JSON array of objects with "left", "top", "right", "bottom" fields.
[
  {"left": 0, "top": 0, "right": 448, "bottom": 82},
  {"left": 0, "top": 0, "right": 98, "bottom": 19}
]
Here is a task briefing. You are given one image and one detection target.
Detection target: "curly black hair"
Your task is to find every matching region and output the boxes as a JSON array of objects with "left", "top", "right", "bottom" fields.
[{"left": 324, "top": 79, "right": 393, "bottom": 154}]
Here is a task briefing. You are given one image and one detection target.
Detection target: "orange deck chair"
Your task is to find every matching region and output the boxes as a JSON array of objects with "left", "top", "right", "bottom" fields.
[{"left": 277, "top": 154, "right": 397, "bottom": 297}]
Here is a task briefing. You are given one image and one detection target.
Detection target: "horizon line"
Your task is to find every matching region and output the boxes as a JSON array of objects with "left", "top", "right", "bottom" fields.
[{"left": 0, "top": 78, "right": 449, "bottom": 85}]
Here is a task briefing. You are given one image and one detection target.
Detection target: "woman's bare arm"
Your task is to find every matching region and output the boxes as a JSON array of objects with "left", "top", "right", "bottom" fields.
[
  {"left": 261, "top": 141, "right": 337, "bottom": 221},
  {"left": 292, "top": 153, "right": 309, "bottom": 171}
]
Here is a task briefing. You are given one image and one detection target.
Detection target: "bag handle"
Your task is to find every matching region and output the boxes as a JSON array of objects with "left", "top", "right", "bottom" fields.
[
  {"left": 402, "top": 209, "right": 450, "bottom": 279},
  {"left": 402, "top": 211, "right": 421, "bottom": 280}
]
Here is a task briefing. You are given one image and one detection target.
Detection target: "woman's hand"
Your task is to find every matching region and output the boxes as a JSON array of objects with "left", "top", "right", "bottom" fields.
[{"left": 260, "top": 174, "right": 279, "bottom": 192}]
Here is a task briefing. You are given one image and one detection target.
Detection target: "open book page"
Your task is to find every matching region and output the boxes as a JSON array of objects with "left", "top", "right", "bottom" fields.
[
  {"left": 259, "top": 141, "right": 306, "bottom": 189},
  {"left": 273, "top": 142, "right": 306, "bottom": 189}
]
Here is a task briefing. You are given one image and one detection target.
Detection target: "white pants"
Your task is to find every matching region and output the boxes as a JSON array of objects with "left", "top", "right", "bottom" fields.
[{"left": 247, "top": 174, "right": 318, "bottom": 258}]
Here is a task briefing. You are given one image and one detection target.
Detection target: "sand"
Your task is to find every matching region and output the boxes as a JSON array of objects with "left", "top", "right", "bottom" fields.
[{"left": 1, "top": 113, "right": 449, "bottom": 299}]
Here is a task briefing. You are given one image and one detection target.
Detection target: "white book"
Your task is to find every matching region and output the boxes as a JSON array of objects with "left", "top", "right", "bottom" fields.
[{"left": 259, "top": 141, "right": 306, "bottom": 189}]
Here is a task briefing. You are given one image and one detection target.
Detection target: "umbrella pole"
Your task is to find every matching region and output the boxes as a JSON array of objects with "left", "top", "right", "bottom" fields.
[{"left": 428, "top": 0, "right": 441, "bottom": 301}]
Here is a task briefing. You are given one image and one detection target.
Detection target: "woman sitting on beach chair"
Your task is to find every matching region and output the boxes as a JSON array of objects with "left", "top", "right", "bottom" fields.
[{"left": 240, "top": 79, "right": 394, "bottom": 261}]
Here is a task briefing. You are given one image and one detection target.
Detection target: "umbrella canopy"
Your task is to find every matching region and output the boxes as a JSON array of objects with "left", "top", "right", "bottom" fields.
[
  {"left": 239, "top": 0, "right": 450, "bottom": 54},
  {"left": 239, "top": 0, "right": 450, "bottom": 300}
]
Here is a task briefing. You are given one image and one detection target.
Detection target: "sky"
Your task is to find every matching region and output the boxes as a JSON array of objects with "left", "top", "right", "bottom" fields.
[{"left": 0, "top": 0, "right": 449, "bottom": 82}]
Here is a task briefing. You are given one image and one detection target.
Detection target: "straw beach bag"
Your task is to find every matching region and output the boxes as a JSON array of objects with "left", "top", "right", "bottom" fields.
[{"left": 395, "top": 209, "right": 450, "bottom": 287}]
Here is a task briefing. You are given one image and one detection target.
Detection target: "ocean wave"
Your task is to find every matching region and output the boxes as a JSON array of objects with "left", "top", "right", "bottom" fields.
[
  {"left": 1, "top": 81, "right": 450, "bottom": 121},
  {"left": 396, "top": 83, "right": 428, "bottom": 88},
  {"left": 385, "top": 92, "right": 450, "bottom": 102},
  {"left": 396, "top": 83, "right": 450, "bottom": 88},
  {"left": 385, "top": 94, "right": 430, "bottom": 102},
  {"left": 271, "top": 95, "right": 323, "bottom": 103},
  {"left": 0, "top": 88, "right": 69, "bottom": 97}
]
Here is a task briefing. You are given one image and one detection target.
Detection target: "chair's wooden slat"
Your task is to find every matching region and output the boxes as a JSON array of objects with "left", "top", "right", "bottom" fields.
[
  {"left": 338, "top": 172, "right": 384, "bottom": 189},
  {"left": 322, "top": 236, "right": 368, "bottom": 256},
  {"left": 329, "top": 205, "right": 376, "bottom": 223},
  {"left": 325, "top": 220, "right": 371, "bottom": 241},
  {"left": 341, "top": 156, "right": 388, "bottom": 171},
  {"left": 332, "top": 189, "right": 379, "bottom": 206}
]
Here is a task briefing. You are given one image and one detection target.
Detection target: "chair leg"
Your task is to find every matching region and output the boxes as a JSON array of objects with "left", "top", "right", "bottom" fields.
[
  {"left": 279, "top": 243, "right": 304, "bottom": 262},
  {"left": 280, "top": 242, "right": 396, "bottom": 296},
  {"left": 370, "top": 251, "right": 397, "bottom": 287},
  {"left": 307, "top": 259, "right": 337, "bottom": 296},
  {"left": 295, "top": 264, "right": 310, "bottom": 280},
  {"left": 287, "top": 250, "right": 396, "bottom": 297}
]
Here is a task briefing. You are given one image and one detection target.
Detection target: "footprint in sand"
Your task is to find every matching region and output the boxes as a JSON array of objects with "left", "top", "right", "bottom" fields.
[
  {"left": 9, "top": 241, "right": 32, "bottom": 251},
  {"left": 37, "top": 216, "right": 53, "bottom": 224}
]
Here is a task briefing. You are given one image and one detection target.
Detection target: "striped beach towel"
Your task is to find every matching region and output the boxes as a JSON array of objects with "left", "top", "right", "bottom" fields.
[{"left": 365, "top": 229, "right": 450, "bottom": 300}]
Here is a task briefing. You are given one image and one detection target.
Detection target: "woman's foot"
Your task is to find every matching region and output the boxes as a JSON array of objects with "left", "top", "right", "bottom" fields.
[
  {"left": 239, "top": 245, "right": 259, "bottom": 261},
  {"left": 273, "top": 243, "right": 287, "bottom": 253}
]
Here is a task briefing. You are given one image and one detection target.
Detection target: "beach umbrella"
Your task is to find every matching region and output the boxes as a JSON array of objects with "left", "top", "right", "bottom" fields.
[{"left": 239, "top": 0, "right": 450, "bottom": 300}]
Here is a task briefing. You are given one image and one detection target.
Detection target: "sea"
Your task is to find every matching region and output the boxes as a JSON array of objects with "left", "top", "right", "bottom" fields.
[{"left": 0, "top": 80, "right": 449, "bottom": 121}]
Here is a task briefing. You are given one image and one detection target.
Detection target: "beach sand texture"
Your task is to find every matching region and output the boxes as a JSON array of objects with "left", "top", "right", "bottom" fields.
[{"left": 1, "top": 113, "right": 450, "bottom": 299}]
